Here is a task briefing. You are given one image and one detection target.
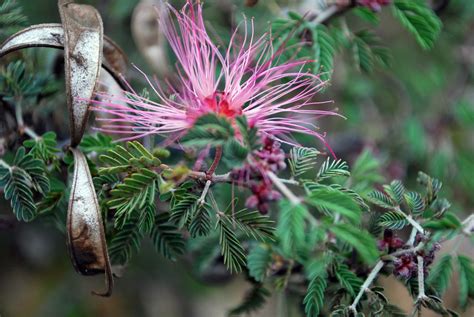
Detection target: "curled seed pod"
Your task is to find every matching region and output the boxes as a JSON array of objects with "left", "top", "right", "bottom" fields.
[{"left": 67, "top": 148, "right": 113, "bottom": 296}]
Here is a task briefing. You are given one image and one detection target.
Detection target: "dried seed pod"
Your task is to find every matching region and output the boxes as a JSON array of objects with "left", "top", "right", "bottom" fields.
[
  {"left": 67, "top": 148, "right": 113, "bottom": 296},
  {"left": 58, "top": 0, "right": 103, "bottom": 147},
  {"left": 0, "top": 23, "right": 128, "bottom": 86}
]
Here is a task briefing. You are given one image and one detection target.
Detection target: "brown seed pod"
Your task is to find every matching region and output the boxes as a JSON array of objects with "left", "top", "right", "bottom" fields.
[
  {"left": 67, "top": 148, "right": 113, "bottom": 296},
  {"left": 0, "top": 23, "right": 128, "bottom": 86}
]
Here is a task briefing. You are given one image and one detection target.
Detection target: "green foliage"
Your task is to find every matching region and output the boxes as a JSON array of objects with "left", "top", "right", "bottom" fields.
[
  {"left": 109, "top": 214, "right": 143, "bottom": 264},
  {"left": 316, "top": 158, "right": 350, "bottom": 181},
  {"left": 427, "top": 254, "right": 453, "bottom": 295},
  {"left": 304, "top": 273, "right": 328, "bottom": 317},
  {"left": 230, "top": 209, "right": 275, "bottom": 242},
  {"left": 334, "top": 264, "right": 363, "bottom": 296},
  {"left": 80, "top": 133, "right": 115, "bottom": 154},
  {"left": 392, "top": 0, "right": 442, "bottom": 50},
  {"left": 151, "top": 213, "right": 185, "bottom": 261},
  {"left": 367, "top": 190, "right": 397, "bottom": 209},
  {"left": 329, "top": 224, "right": 379, "bottom": 264},
  {"left": 0, "top": 0, "right": 27, "bottom": 35},
  {"left": 0, "top": 147, "right": 49, "bottom": 221},
  {"left": 99, "top": 141, "right": 161, "bottom": 175},
  {"left": 289, "top": 147, "right": 320, "bottom": 178},
  {"left": 228, "top": 284, "right": 270, "bottom": 316},
  {"left": 306, "top": 186, "right": 361, "bottom": 223},
  {"left": 313, "top": 25, "right": 336, "bottom": 81},
  {"left": 0, "top": 61, "right": 56, "bottom": 99},
  {"left": 235, "top": 116, "right": 259, "bottom": 151},
  {"left": 379, "top": 211, "right": 408, "bottom": 230},
  {"left": 23, "top": 132, "right": 59, "bottom": 166},
  {"left": 277, "top": 200, "right": 308, "bottom": 258},
  {"left": 457, "top": 255, "right": 474, "bottom": 308},
  {"left": 352, "top": 30, "right": 391, "bottom": 73},
  {"left": 247, "top": 244, "right": 272, "bottom": 282},
  {"left": 217, "top": 214, "right": 247, "bottom": 273},
  {"left": 107, "top": 169, "right": 158, "bottom": 228},
  {"left": 181, "top": 113, "right": 234, "bottom": 147},
  {"left": 169, "top": 193, "right": 200, "bottom": 229}
]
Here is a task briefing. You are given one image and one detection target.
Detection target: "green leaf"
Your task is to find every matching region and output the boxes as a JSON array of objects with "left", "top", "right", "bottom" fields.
[
  {"left": 189, "top": 203, "right": 212, "bottom": 237},
  {"left": 366, "top": 190, "right": 396, "bottom": 209},
  {"left": 417, "top": 171, "right": 442, "bottom": 206},
  {"left": 181, "top": 113, "right": 234, "bottom": 147},
  {"left": 457, "top": 255, "right": 474, "bottom": 308},
  {"left": 99, "top": 141, "right": 161, "bottom": 175},
  {"left": 109, "top": 215, "right": 143, "bottom": 264},
  {"left": 23, "top": 131, "right": 59, "bottom": 165},
  {"left": 392, "top": 0, "right": 442, "bottom": 50},
  {"left": 353, "top": 7, "right": 380, "bottom": 25},
  {"left": 404, "top": 191, "right": 425, "bottom": 215},
  {"left": 151, "top": 213, "right": 185, "bottom": 261},
  {"left": 304, "top": 273, "right": 328, "bottom": 317},
  {"left": 352, "top": 30, "right": 392, "bottom": 72},
  {"left": 277, "top": 200, "right": 308, "bottom": 258},
  {"left": 222, "top": 139, "right": 248, "bottom": 168},
  {"left": 289, "top": 147, "right": 320, "bottom": 178},
  {"left": 306, "top": 186, "right": 361, "bottom": 223},
  {"left": 317, "top": 158, "right": 350, "bottom": 181},
  {"left": 0, "top": 0, "right": 28, "bottom": 33},
  {"left": 107, "top": 169, "right": 158, "bottom": 228},
  {"left": 247, "top": 244, "right": 272, "bottom": 282},
  {"left": 169, "top": 194, "right": 199, "bottom": 229},
  {"left": 235, "top": 116, "right": 259, "bottom": 151},
  {"left": 228, "top": 284, "right": 270, "bottom": 316},
  {"left": 329, "top": 224, "right": 379, "bottom": 264},
  {"left": 423, "top": 212, "right": 461, "bottom": 231},
  {"left": 0, "top": 147, "right": 49, "bottom": 221},
  {"left": 335, "top": 264, "right": 363, "bottom": 296},
  {"left": 379, "top": 211, "right": 408, "bottom": 230},
  {"left": 312, "top": 24, "right": 335, "bottom": 81},
  {"left": 350, "top": 150, "right": 383, "bottom": 194},
  {"left": 80, "top": 133, "right": 115, "bottom": 153},
  {"left": 232, "top": 209, "right": 275, "bottom": 242},
  {"left": 217, "top": 215, "right": 247, "bottom": 273},
  {"left": 427, "top": 254, "right": 453, "bottom": 295}
]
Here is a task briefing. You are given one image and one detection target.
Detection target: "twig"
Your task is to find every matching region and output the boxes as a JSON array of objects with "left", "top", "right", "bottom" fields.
[
  {"left": 267, "top": 170, "right": 301, "bottom": 205},
  {"left": 416, "top": 256, "right": 427, "bottom": 301},
  {"left": 350, "top": 239, "right": 429, "bottom": 313},
  {"left": 349, "top": 260, "right": 385, "bottom": 313},
  {"left": 197, "top": 180, "right": 212, "bottom": 206},
  {"left": 206, "top": 146, "right": 222, "bottom": 179}
]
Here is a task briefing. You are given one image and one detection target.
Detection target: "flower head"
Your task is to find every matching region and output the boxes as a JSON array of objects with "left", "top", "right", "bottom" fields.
[{"left": 93, "top": 1, "right": 339, "bottom": 151}]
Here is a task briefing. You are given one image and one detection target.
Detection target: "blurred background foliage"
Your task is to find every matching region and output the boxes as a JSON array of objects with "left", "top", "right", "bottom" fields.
[{"left": 0, "top": 0, "right": 473, "bottom": 316}]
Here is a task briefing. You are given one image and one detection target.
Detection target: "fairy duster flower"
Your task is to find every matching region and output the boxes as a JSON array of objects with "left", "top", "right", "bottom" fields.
[{"left": 93, "top": 1, "right": 339, "bottom": 152}]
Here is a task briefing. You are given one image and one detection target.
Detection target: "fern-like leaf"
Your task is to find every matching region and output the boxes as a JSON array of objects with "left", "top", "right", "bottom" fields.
[
  {"left": 289, "top": 147, "right": 320, "bottom": 178},
  {"left": 317, "top": 158, "right": 350, "bottom": 181},
  {"left": 151, "top": 213, "right": 185, "bottom": 261}
]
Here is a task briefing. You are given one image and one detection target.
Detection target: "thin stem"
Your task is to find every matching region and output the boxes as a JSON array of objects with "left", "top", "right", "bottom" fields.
[
  {"left": 405, "top": 214, "right": 425, "bottom": 235},
  {"left": 349, "top": 260, "right": 385, "bottom": 313},
  {"left": 206, "top": 146, "right": 222, "bottom": 179},
  {"left": 313, "top": 4, "right": 339, "bottom": 25},
  {"left": 407, "top": 227, "right": 418, "bottom": 246},
  {"left": 267, "top": 170, "right": 301, "bottom": 205},
  {"left": 197, "top": 180, "right": 212, "bottom": 206},
  {"left": 416, "top": 256, "right": 426, "bottom": 300}
]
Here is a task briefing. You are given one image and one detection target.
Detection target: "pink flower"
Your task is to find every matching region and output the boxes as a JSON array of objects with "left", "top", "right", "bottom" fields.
[{"left": 92, "top": 1, "right": 339, "bottom": 152}]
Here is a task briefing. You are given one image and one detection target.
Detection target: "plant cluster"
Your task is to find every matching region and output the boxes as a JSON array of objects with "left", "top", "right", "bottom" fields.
[{"left": 0, "top": 0, "right": 473, "bottom": 316}]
